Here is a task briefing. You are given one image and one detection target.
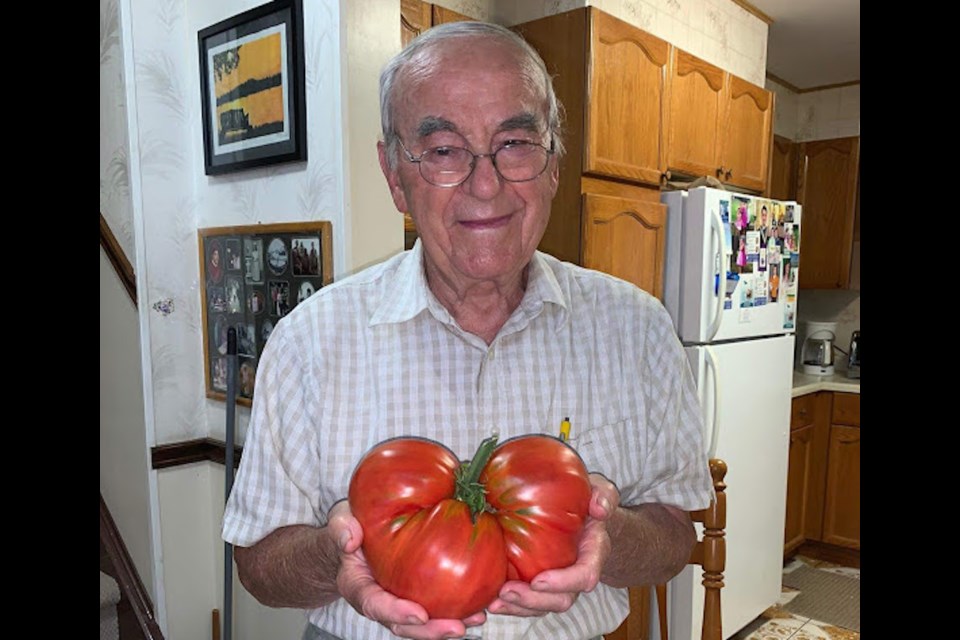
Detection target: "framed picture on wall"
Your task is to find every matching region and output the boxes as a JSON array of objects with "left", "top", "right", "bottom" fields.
[
  {"left": 197, "top": 0, "right": 307, "bottom": 175},
  {"left": 198, "top": 221, "right": 332, "bottom": 405}
]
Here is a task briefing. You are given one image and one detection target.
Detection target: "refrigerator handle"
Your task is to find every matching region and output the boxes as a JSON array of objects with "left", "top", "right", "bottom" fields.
[
  {"left": 706, "top": 208, "right": 725, "bottom": 341},
  {"left": 704, "top": 346, "right": 720, "bottom": 459}
]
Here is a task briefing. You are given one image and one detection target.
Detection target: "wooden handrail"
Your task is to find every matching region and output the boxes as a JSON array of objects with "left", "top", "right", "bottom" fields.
[
  {"left": 100, "top": 212, "right": 137, "bottom": 306},
  {"left": 100, "top": 493, "right": 165, "bottom": 640}
]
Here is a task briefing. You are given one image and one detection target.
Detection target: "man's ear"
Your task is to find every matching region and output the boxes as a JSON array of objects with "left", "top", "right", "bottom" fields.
[{"left": 378, "top": 141, "right": 409, "bottom": 213}]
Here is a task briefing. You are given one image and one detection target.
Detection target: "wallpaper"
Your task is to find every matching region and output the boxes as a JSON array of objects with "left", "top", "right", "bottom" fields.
[
  {"left": 104, "top": 0, "right": 346, "bottom": 443},
  {"left": 100, "top": 0, "right": 135, "bottom": 262}
]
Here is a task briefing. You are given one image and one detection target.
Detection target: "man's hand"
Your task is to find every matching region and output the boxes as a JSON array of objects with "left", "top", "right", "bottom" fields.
[
  {"left": 486, "top": 474, "right": 620, "bottom": 617},
  {"left": 328, "top": 501, "right": 487, "bottom": 639}
]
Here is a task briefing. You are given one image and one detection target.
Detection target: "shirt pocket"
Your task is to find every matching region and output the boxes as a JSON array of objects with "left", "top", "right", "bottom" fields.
[{"left": 567, "top": 417, "right": 645, "bottom": 503}]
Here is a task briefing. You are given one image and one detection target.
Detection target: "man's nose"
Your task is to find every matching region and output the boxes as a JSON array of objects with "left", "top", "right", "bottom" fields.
[{"left": 463, "top": 153, "right": 502, "bottom": 199}]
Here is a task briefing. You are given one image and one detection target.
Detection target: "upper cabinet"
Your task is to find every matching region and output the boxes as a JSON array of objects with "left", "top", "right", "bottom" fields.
[
  {"left": 721, "top": 74, "right": 773, "bottom": 191},
  {"left": 796, "top": 137, "right": 860, "bottom": 289},
  {"left": 666, "top": 50, "right": 773, "bottom": 193},
  {"left": 666, "top": 50, "right": 725, "bottom": 182},
  {"left": 769, "top": 135, "right": 798, "bottom": 201},
  {"left": 585, "top": 10, "right": 670, "bottom": 186},
  {"left": 516, "top": 8, "right": 670, "bottom": 191},
  {"left": 514, "top": 8, "right": 669, "bottom": 298}
]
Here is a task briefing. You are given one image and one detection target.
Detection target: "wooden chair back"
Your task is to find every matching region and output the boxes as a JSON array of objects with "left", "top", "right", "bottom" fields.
[{"left": 604, "top": 459, "right": 727, "bottom": 640}]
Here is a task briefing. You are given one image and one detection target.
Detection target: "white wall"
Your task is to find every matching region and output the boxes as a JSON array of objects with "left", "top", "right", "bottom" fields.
[
  {"left": 100, "top": 250, "right": 156, "bottom": 602},
  {"left": 767, "top": 78, "right": 860, "bottom": 142},
  {"left": 101, "top": 0, "right": 136, "bottom": 262},
  {"left": 497, "top": 0, "right": 769, "bottom": 86}
]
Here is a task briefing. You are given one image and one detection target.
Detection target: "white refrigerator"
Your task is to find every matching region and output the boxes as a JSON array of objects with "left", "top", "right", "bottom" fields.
[{"left": 659, "top": 187, "right": 802, "bottom": 640}]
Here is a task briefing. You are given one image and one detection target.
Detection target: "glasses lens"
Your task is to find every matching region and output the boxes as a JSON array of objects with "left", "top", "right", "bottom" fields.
[
  {"left": 420, "top": 147, "right": 473, "bottom": 186},
  {"left": 494, "top": 143, "right": 549, "bottom": 182}
]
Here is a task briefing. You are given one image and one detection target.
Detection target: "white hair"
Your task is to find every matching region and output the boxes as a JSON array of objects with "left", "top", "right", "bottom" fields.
[{"left": 379, "top": 21, "right": 565, "bottom": 168}]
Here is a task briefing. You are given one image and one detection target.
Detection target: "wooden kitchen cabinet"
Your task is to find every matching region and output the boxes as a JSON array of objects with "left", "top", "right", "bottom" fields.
[
  {"left": 581, "top": 186, "right": 667, "bottom": 299},
  {"left": 784, "top": 391, "right": 859, "bottom": 557},
  {"left": 784, "top": 392, "right": 830, "bottom": 555},
  {"left": 514, "top": 9, "right": 670, "bottom": 297},
  {"left": 822, "top": 393, "right": 860, "bottom": 549},
  {"left": 516, "top": 8, "right": 670, "bottom": 190},
  {"left": 666, "top": 49, "right": 773, "bottom": 193},
  {"left": 768, "top": 135, "right": 797, "bottom": 201},
  {"left": 796, "top": 137, "right": 860, "bottom": 289}
]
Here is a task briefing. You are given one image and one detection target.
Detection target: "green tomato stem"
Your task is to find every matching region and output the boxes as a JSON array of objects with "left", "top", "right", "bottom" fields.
[{"left": 454, "top": 434, "right": 499, "bottom": 520}]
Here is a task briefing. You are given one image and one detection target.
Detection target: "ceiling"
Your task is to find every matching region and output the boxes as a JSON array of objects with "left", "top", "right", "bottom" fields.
[{"left": 749, "top": 0, "right": 860, "bottom": 91}]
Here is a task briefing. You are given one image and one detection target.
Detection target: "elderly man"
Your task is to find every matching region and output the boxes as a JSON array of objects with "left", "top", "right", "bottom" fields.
[{"left": 223, "top": 21, "right": 713, "bottom": 640}]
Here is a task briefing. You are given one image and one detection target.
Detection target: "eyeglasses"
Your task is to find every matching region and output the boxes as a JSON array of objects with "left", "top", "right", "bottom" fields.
[{"left": 396, "top": 136, "right": 555, "bottom": 187}]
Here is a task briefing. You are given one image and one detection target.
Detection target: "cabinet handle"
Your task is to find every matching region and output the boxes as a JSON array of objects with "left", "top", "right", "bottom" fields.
[
  {"left": 725, "top": 169, "right": 732, "bottom": 180},
  {"left": 716, "top": 166, "right": 725, "bottom": 177}
]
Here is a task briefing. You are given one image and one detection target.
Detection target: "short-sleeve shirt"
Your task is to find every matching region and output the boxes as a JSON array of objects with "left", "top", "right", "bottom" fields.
[{"left": 222, "top": 241, "right": 714, "bottom": 640}]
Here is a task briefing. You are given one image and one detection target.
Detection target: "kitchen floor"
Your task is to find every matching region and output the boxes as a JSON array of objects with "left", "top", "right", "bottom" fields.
[{"left": 730, "top": 556, "right": 860, "bottom": 640}]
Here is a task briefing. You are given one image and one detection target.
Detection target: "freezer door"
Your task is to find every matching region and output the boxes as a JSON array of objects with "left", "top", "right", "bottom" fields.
[
  {"left": 665, "top": 188, "right": 800, "bottom": 343},
  {"left": 667, "top": 335, "right": 794, "bottom": 640}
]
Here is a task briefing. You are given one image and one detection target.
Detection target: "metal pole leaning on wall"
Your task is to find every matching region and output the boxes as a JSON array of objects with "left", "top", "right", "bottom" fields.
[{"left": 223, "top": 327, "right": 238, "bottom": 640}]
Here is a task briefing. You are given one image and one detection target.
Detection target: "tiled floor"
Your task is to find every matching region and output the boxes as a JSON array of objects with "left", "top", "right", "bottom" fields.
[{"left": 730, "top": 556, "right": 860, "bottom": 640}]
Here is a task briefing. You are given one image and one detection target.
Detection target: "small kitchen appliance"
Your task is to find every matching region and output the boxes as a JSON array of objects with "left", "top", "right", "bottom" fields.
[
  {"left": 847, "top": 330, "right": 860, "bottom": 379},
  {"left": 801, "top": 320, "right": 837, "bottom": 376}
]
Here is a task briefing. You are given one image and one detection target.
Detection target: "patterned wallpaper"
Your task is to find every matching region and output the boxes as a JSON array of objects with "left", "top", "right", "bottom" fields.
[
  {"left": 100, "top": 0, "right": 135, "bottom": 262},
  {"left": 768, "top": 78, "right": 861, "bottom": 142},
  {"left": 101, "top": 0, "right": 346, "bottom": 444},
  {"left": 493, "top": 0, "right": 768, "bottom": 86}
]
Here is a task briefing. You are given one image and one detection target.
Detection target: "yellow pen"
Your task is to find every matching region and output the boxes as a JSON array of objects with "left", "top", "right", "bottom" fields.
[{"left": 559, "top": 417, "right": 571, "bottom": 442}]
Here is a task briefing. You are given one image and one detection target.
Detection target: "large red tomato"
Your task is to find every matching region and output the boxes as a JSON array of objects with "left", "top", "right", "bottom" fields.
[{"left": 348, "top": 434, "right": 591, "bottom": 619}]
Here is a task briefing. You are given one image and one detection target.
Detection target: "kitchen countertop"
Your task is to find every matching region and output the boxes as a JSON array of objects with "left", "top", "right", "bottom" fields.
[{"left": 792, "top": 371, "right": 860, "bottom": 397}]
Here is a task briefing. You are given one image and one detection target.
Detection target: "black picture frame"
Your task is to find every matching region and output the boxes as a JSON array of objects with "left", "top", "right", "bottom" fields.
[{"left": 198, "top": 0, "right": 306, "bottom": 175}]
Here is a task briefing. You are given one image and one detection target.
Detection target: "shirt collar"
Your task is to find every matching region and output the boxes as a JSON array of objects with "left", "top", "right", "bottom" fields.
[{"left": 369, "top": 240, "right": 569, "bottom": 328}]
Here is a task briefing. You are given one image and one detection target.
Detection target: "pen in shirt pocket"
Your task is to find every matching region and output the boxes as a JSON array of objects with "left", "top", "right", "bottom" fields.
[{"left": 558, "top": 416, "right": 571, "bottom": 442}]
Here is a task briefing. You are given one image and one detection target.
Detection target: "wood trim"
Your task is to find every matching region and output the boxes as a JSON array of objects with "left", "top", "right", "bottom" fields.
[
  {"left": 100, "top": 212, "right": 137, "bottom": 307},
  {"left": 765, "top": 72, "right": 802, "bottom": 93},
  {"left": 100, "top": 493, "right": 165, "bottom": 640},
  {"left": 729, "top": 0, "right": 773, "bottom": 25},
  {"left": 673, "top": 49, "right": 725, "bottom": 92},
  {"left": 792, "top": 539, "right": 861, "bottom": 569},
  {"left": 766, "top": 72, "right": 860, "bottom": 94},
  {"left": 151, "top": 437, "right": 242, "bottom": 470}
]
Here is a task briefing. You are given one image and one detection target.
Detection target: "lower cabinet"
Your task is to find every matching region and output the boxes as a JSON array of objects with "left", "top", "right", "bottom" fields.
[
  {"left": 784, "top": 391, "right": 860, "bottom": 555},
  {"left": 822, "top": 394, "right": 861, "bottom": 549}
]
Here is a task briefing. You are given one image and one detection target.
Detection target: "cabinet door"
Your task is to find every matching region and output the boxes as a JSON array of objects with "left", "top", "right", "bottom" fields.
[
  {"left": 400, "top": 0, "right": 431, "bottom": 46},
  {"left": 586, "top": 9, "right": 669, "bottom": 186},
  {"left": 796, "top": 137, "right": 860, "bottom": 289},
  {"left": 769, "top": 135, "right": 797, "bottom": 201},
  {"left": 784, "top": 423, "right": 815, "bottom": 555},
  {"left": 822, "top": 424, "right": 860, "bottom": 549},
  {"left": 719, "top": 75, "right": 772, "bottom": 192},
  {"left": 666, "top": 50, "right": 724, "bottom": 180},
  {"left": 582, "top": 192, "right": 667, "bottom": 298}
]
